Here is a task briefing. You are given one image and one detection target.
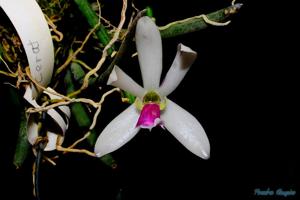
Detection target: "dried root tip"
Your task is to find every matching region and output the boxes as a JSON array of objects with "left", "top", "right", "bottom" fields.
[{"left": 225, "top": 3, "right": 243, "bottom": 15}]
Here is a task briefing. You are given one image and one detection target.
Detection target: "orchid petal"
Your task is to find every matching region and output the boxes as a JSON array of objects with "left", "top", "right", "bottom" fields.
[
  {"left": 94, "top": 104, "right": 141, "bottom": 157},
  {"left": 158, "top": 44, "right": 197, "bottom": 96},
  {"left": 161, "top": 99, "right": 210, "bottom": 159},
  {"left": 135, "top": 16, "right": 162, "bottom": 89},
  {"left": 107, "top": 65, "right": 145, "bottom": 98}
]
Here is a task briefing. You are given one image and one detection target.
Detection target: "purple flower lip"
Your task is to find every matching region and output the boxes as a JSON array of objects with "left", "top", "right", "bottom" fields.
[{"left": 136, "top": 103, "right": 162, "bottom": 130}]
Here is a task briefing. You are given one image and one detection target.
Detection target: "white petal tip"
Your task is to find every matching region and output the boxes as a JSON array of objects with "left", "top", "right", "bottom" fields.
[
  {"left": 178, "top": 43, "right": 197, "bottom": 55},
  {"left": 95, "top": 152, "right": 103, "bottom": 157},
  {"left": 161, "top": 100, "right": 211, "bottom": 160},
  {"left": 107, "top": 65, "right": 118, "bottom": 85},
  {"left": 94, "top": 146, "right": 110, "bottom": 158},
  {"left": 94, "top": 147, "right": 109, "bottom": 158},
  {"left": 200, "top": 150, "right": 210, "bottom": 160},
  {"left": 178, "top": 44, "right": 197, "bottom": 68},
  {"left": 137, "top": 16, "right": 155, "bottom": 28}
]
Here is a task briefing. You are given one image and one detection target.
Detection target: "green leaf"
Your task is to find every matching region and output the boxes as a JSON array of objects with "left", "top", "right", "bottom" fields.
[
  {"left": 13, "top": 110, "right": 30, "bottom": 169},
  {"left": 121, "top": 90, "right": 136, "bottom": 104},
  {"left": 146, "top": 6, "right": 153, "bottom": 17}
]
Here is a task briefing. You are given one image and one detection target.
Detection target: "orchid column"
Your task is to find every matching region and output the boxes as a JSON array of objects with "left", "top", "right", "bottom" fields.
[{"left": 95, "top": 16, "right": 210, "bottom": 159}]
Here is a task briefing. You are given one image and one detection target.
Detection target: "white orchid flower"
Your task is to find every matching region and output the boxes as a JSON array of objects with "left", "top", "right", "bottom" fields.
[{"left": 94, "top": 16, "right": 210, "bottom": 159}]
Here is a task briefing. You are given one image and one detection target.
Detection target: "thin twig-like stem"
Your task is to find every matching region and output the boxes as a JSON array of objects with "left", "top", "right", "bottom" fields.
[
  {"left": 159, "top": 3, "right": 243, "bottom": 38},
  {"left": 68, "top": 0, "right": 128, "bottom": 98},
  {"left": 74, "top": 0, "right": 114, "bottom": 54},
  {"left": 74, "top": 4, "right": 242, "bottom": 86},
  {"left": 56, "top": 145, "right": 96, "bottom": 157},
  {"left": 33, "top": 112, "right": 48, "bottom": 200},
  {"left": 93, "top": 9, "right": 147, "bottom": 84},
  {"left": 54, "top": 23, "right": 100, "bottom": 76}
]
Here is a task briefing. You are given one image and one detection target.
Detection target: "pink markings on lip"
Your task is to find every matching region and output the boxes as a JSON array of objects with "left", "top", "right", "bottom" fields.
[{"left": 136, "top": 103, "right": 162, "bottom": 130}]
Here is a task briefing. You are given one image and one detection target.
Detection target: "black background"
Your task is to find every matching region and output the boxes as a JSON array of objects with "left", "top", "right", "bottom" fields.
[{"left": 0, "top": 0, "right": 298, "bottom": 199}]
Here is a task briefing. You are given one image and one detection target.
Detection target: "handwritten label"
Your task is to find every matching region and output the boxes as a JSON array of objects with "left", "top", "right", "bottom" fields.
[
  {"left": 28, "top": 40, "right": 43, "bottom": 83},
  {"left": 254, "top": 188, "right": 296, "bottom": 198}
]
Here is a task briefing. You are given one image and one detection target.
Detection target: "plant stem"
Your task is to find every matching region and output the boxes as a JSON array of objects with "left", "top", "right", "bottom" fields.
[
  {"left": 73, "top": 0, "right": 114, "bottom": 54},
  {"left": 73, "top": 4, "right": 242, "bottom": 86},
  {"left": 4, "top": 86, "right": 31, "bottom": 169},
  {"left": 159, "top": 4, "right": 243, "bottom": 38},
  {"left": 0, "top": 43, "right": 4, "bottom": 57},
  {"left": 34, "top": 112, "right": 48, "bottom": 200},
  {"left": 13, "top": 110, "right": 30, "bottom": 168},
  {"left": 93, "top": 9, "right": 147, "bottom": 85}
]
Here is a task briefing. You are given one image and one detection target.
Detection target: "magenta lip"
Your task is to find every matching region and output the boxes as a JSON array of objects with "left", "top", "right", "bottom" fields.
[{"left": 136, "top": 103, "right": 161, "bottom": 129}]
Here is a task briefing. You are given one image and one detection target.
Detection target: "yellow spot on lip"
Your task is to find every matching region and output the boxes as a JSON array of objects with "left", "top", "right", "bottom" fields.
[
  {"left": 135, "top": 90, "right": 167, "bottom": 111},
  {"left": 143, "top": 90, "right": 161, "bottom": 103}
]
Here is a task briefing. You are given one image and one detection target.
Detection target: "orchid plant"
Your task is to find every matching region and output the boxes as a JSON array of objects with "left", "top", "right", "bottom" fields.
[
  {"left": 0, "top": 0, "right": 243, "bottom": 199},
  {"left": 94, "top": 16, "right": 210, "bottom": 159}
]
